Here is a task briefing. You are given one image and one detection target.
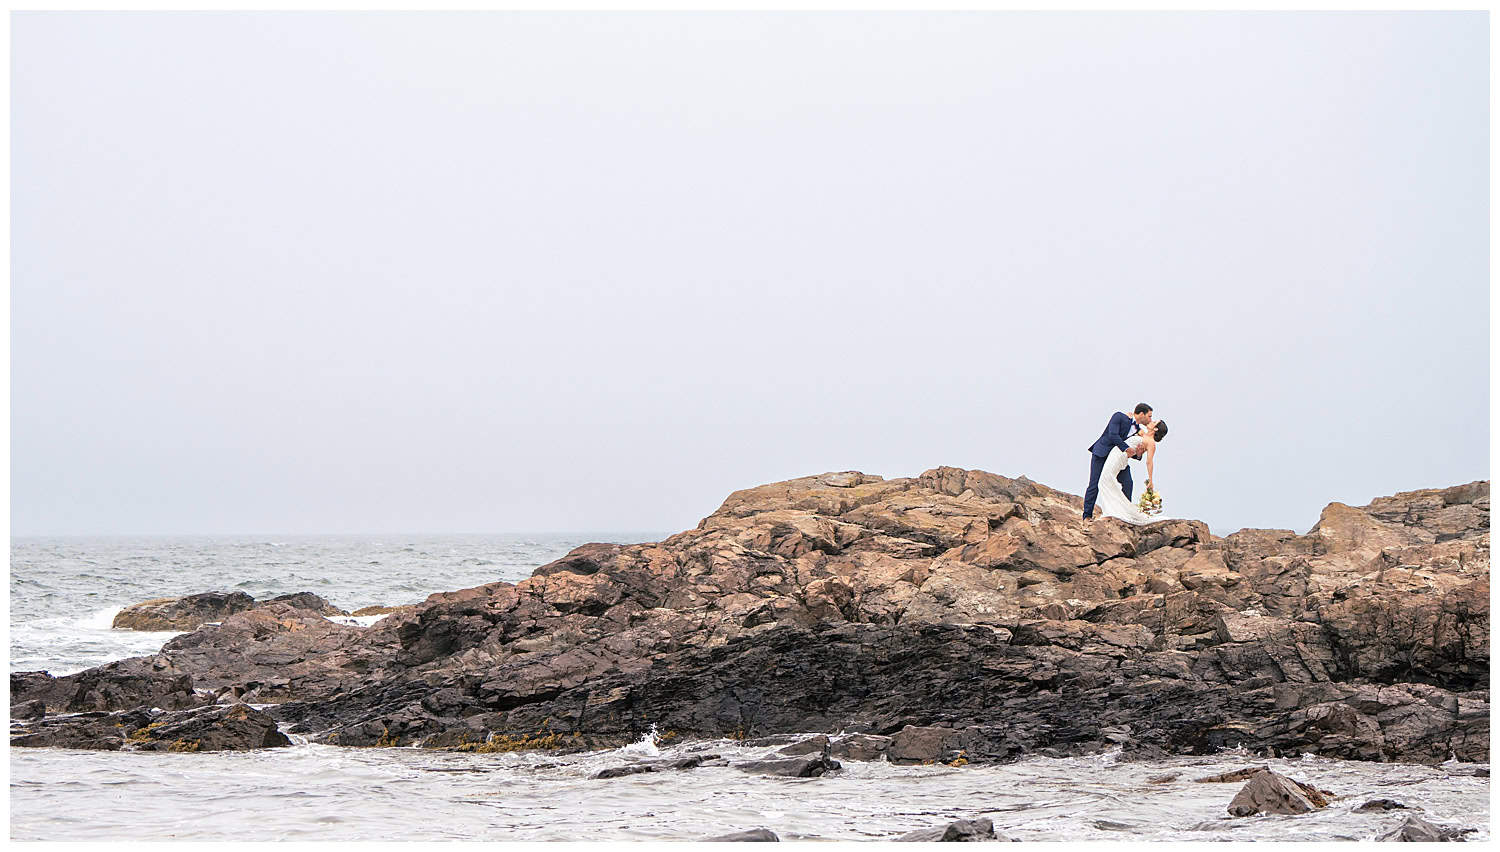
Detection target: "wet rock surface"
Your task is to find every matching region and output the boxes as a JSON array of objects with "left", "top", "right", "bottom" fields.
[
  {"left": 705, "top": 828, "right": 780, "bottom": 841},
  {"left": 1379, "top": 814, "right": 1472, "bottom": 842},
  {"left": 10, "top": 702, "right": 289, "bottom": 752},
  {"left": 897, "top": 817, "right": 1001, "bottom": 841},
  {"left": 111, "top": 590, "right": 347, "bottom": 631},
  {"left": 18, "top": 469, "right": 1488, "bottom": 765},
  {"left": 1225, "top": 769, "right": 1333, "bottom": 816},
  {"left": 1355, "top": 799, "right": 1409, "bottom": 812}
]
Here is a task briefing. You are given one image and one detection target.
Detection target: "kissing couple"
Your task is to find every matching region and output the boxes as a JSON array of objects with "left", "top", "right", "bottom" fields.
[{"left": 1083, "top": 403, "right": 1168, "bottom": 525}]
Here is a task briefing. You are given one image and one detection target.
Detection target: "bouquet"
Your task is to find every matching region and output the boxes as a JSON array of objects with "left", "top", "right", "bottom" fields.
[{"left": 1137, "top": 485, "right": 1163, "bottom": 516}]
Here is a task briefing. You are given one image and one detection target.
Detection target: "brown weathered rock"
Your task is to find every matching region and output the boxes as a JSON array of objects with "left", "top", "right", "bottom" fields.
[
  {"left": 10, "top": 659, "right": 205, "bottom": 714},
  {"left": 11, "top": 699, "right": 46, "bottom": 720},
  {"left": 887, "top": 725, "right": 964, "bottom": 765},
  {"left": 127, "top": 703, "right": 291, "bottom": 752},
  {"left": 704, "top": 828, "right": 780, "bottom": 842},
  {"left": 1194, "top": 765, "right": 1270, "bottom": 783},
  {"left": 1354, "top": 799, "right": 1408, "bottom": 812},
  {"left": 1378, "top": 814, "right": 1470, "bottom": 842},
  {"left": 350, "top": 604, "right": 414, "bottom": 617},
  {"left": 832, "top": 733, "right": 891, "bottom": 761},
  {"left": 777, "top": 734, "right": 830, "bottom": 756},
  {"left": 112, "top": 590, "right": 348, "bottom": 632},
  {"left": 112, "top": 592, "right": 257, "bottom": 631},
  {"left": 11, "top": 702, "right": 288, "bottom": 752},
  {"left": 733, "top": 754, "right": 841, "bottom": 777},
  {"left": 37, "top": 470, "right": 1488, "bottom": 767},
  {"left": 897, "top": 818, "right": 999, "bottom": 842},
  {"left": 1226, "top": 770, "right": 1332, "bottom": 816}
]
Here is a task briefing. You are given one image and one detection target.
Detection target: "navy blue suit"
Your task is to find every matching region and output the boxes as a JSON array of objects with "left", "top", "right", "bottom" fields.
[{"left": 1083, "top": 411, "right": 1138, "bottom": 519}]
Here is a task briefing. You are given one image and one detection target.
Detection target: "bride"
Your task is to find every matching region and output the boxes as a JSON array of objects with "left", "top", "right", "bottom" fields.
[{"left": 1094, "top": 419, "right": 1168, "bottom": 524}]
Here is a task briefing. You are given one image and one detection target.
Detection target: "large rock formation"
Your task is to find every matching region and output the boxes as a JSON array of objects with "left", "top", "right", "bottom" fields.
[
  {"left": 112, "top": 591, "right": 347, "bottom": 631},
  {"left": 13, "top": 468, "right": 1489, "bottom": 764}
]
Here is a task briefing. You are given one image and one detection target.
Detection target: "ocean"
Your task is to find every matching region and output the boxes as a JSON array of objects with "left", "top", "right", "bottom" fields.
[{"left": 9, "top": 536, "right": 1490, "bottom": 841}]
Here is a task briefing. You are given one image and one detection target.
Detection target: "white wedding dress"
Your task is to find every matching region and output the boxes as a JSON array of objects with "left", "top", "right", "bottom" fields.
[{"left": 1095, "top": 434, "right": 1156, "bottom": 525}]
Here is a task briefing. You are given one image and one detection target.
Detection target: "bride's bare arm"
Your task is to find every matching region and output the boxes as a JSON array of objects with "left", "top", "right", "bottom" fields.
[{"left": 1146, "top": 441, "right": 1156, "bottom": 487}]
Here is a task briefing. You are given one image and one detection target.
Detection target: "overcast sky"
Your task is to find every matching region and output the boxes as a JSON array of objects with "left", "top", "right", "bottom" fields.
[{"left": 12, "top": 12, "right": 1488, "bottom": 537}]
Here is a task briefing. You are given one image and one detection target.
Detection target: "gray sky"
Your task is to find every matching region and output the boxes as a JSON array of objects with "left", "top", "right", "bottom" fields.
[{"left": 12, "top": 12, "right": 1488, "bottom": 537}]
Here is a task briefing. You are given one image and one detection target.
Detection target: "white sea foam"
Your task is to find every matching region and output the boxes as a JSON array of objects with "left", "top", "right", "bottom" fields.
[{"left": 617, "top": 724, "right": 661, "bottom": 757}]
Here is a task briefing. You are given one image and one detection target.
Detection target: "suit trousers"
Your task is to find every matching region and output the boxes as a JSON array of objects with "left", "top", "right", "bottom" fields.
[{"left": 1083, "top": 452, "right": 1134, "bottom": 518}]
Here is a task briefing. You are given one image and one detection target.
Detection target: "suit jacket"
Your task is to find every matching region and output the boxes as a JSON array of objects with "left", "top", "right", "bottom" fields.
[{"left": 1088, "top": 411, "right": 1140, "bottom": 458}]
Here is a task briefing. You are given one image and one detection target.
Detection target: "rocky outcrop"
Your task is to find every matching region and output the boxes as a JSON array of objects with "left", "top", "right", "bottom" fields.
[
  {"left": 1225, "top": 769, "right": 1332, "bottom": 816},
  {"left": 897, "top": 818, "right": 1003, "bottom": 842},
  {"left": 10, "top": 703, "right": 289, "bottom": 752},
  {"left": 704, "top": 828, "right": 780, "bottom": 842},
  {"left": 10, "top": 659, "right": 205, "bottom": 714},
  {"left": 111, "top": 591, "right": 347, "bottom": 631},
  {"left": 1379, "top": 814, "right": 1472, "bottom": 842},
  {"left": 351, "top": 604, "right": 414, "bottom": 617},
  {"left": 15, "top": 469, "right": 1489, "bottom": 764}
]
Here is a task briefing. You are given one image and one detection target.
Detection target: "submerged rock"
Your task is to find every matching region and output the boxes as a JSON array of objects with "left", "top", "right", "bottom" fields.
[
  {"left": 1355, "top": 799, "right": 1409, "bottom": 813},
  {"left": 1378, "top": 814, "right": 1470, "bottom": 842},
  {"left": 1194, "top": 765, "right": 1270, "bottom": 783},
  {"left": 896, "top": 818, "right": 1000, "bottom": 841},
  {"left": 733, "top": 754, "right": 841, "bottom": 778},
  {"left": 593, "top": 754, "right": 721, "bottom": 778},
  {"left": 1226, "top": 770, "right": 1333, "bottom": 816},
  {"left": 704, "top": 828, "right": 780, "bottom": 841}
]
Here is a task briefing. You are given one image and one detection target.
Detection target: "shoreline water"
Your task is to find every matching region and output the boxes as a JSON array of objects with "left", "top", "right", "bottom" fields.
[{"left": 9, "top": 732, "right": 1488, "bottom": 841}]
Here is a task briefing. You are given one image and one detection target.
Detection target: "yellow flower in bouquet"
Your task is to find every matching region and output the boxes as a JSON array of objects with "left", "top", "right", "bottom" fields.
[{"left": 1138, "top": 485, "right": 1163, "bottom": 516}]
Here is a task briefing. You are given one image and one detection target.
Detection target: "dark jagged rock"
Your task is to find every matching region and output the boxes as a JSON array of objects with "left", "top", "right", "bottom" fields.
[
  {"left": 832, "top": 733, "right": 891, "bottom": 761},
  {"left": 126, "top": 703, "right": 291, "bottom": 752},
  {"left": 10, "top": 711, "right": 127, "bottom": 750},
  {"left": 888, "top": 725, "right": 965, "bottom": 765},
  {"left": 111, "top": 591, "right": 348, "bottom": 632},
  {"left": 734, "top": 752, "right": 841, "bottom": 777},
  {"left": 22, "top": 470, "right": 1488, "bottom": 765},
  {"left": 1379, "top": 814, "right": 1471, "bottom": 842},
  {"left": 1194, "top": 765, "right": 1270, "bottom": 783},
  {"left": 10, "top": 659, "right": 206, "bottom": 714},
  {"left": 351, "top": 604, "right": 414, "bottom": 617},
  {"left": 594, "top": 764, "right": 656, "bottom": 779},
  {"left": 777, "top": 734, "right": 829, "bottom": 756},
  {"left": 11, "top": 700, "right": 46, "bottom": 721},
  {"left": 261, "top": 592, "right": 346, "bottom": 617},
  {"left": 11, "top": 702, "right": 288, "bottom": 752},
  {"left": 1226, "top": 770, "right": 1333, "bottom": 816},
  {"left": 112, "top": 591, "right": 257, "bottom": 631},
  {"left": 897, "top": 818, "right": 1000, "bottom": 841},
  {"left": 704, "top": 828, "right": 780, "bottom": 841},
  {"left": 592, "top": 753, "right": 722, "bottom": 779},
  {"left": 1354, "top": 799, "right": 1409, "bottom": 812}
]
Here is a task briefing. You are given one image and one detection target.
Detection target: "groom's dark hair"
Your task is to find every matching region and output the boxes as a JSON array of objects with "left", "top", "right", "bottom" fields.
[
  {"left": 1134, "top": 402, "right": 1153, "bottom": 415},
  {"left": 1153, "top": 420, "right": 1168, "bottom": 441}
]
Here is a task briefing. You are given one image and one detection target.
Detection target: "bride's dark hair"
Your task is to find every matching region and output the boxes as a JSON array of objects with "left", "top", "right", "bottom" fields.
[{"left": 1153, "top": 420, "right": 1168, "bottom": 442}]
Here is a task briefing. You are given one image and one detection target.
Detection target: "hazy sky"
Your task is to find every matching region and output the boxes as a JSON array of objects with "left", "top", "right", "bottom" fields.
[{"left": 12, "top": 12, "right": 1488, "bottom": 537}]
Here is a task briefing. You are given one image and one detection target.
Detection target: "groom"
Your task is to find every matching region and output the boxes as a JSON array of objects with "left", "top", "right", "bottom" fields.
[{"left": 1082, "top": 403, "right": 1154, "bottom": 520}]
